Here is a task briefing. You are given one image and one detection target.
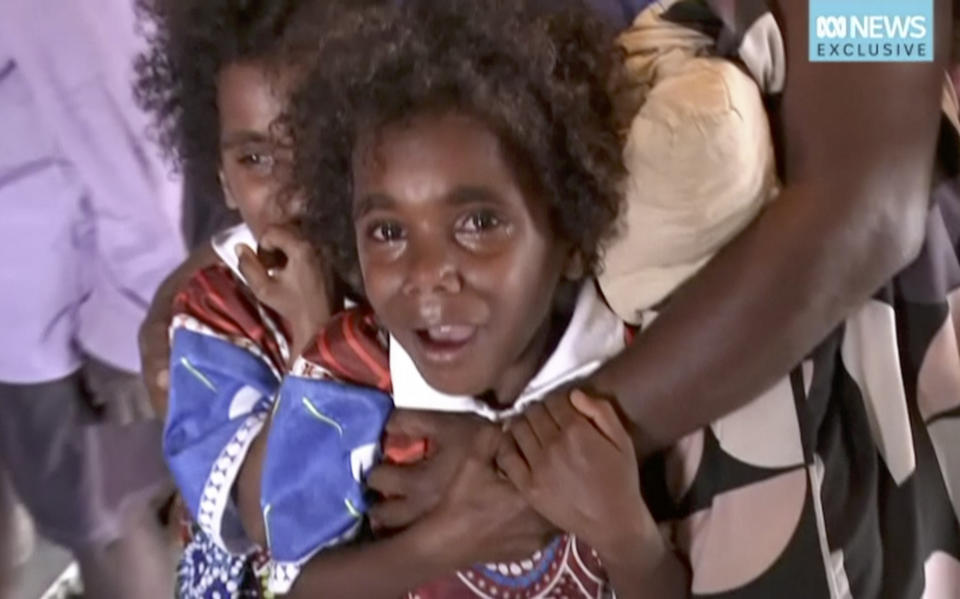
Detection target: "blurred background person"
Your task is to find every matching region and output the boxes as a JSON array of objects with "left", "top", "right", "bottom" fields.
[{"left": 0, "top": 0, "right": 185, "bottom": 597}]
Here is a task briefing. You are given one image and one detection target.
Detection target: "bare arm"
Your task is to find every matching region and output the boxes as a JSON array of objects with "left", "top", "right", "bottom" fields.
[
  {"left": 285, "top": 425, "right": 553, "bottom": 598},
  {"left": 139, "top": 243, "right": 218, "bottom": 418},
  {"left": 599, "top": 524, "right": 688, "bottom": 599},
  {"left": 236, "top": 419, "right": 269, "bottom": 547},
  {"left": 497, "top": 393, "right": 688, "bottom": 598},
  {"left": 285, "top": 525, "right": 448, "bottom": 599},
  {"left": 589, "top": 0, "right": 951, "bottom": 457}
]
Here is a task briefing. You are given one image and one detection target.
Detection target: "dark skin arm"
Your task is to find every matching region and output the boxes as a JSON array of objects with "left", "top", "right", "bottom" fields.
[
  {"left": 286, "top": 425, "right": 554, "bottom": 599},
  {"left": 284, "top": 523, "right": 451, "bottom": 599},
  {"left": 497, "top": 391, "right": 688, "bottom": 598},
  {"left": 139, "top": 243, "right": 218, "bottom": 419},
  {"left": 587, "top": 0, "right": 951, "bottom": 458},
  {"left": 236, "top": 419, "right": 268, "bottom": 546},
  {"left": 141, "top": 236, "right": 330, "bottom": 547},
  {"left": 140, "top": 225, "right": 333, "bottom": 421}
]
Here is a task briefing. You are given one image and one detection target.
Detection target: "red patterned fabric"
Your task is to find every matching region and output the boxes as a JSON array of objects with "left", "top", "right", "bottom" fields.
[
  {"left": 173, "top": 264, "right": 289, "bottom": 372},
  {"left": 301, "top": 307, "right": 392, "bottom": 391}
]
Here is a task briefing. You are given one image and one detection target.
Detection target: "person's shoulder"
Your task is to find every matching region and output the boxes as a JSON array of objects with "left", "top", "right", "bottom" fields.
[
  {"left": 296, "top": 306, "right": 391, "bottom": 392},
  {"left": 172, "top": 262, "right": 289, "bottom": 369},
  {"left": 173, "top": 262, "right": 248, "bottom": 325},
  {"left": 178, "top": 261, "right": 239, "bottom": 291}
]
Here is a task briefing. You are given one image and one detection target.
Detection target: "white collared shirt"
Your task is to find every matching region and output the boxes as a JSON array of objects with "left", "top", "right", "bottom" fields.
[
  {"left": 389, "top": 282, "right": 627, "bottom": 421},
  {"left": 211, "top": 223, "right": 259, "bottom": 284}
]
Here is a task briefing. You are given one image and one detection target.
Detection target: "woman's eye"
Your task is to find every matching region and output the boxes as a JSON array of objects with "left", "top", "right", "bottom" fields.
[
  {"left": 369, "top": 221, "right": 405, "bottom": 242},
  {"left": 237, "top": 152, "right": 274, "bottom": 170},
  {"left": 460, "top": 211, "right": 503, "bottom": 232}
]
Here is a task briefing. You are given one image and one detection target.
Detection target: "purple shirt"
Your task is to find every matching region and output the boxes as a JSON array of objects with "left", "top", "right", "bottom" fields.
[{"left": 0, "top": 0, "right": 185, "bottom": 382}]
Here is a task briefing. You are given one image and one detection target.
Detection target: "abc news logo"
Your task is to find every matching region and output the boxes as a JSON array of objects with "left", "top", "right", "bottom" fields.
[{"left": 815, "top": 15, "right": 928, "bottom": 40}]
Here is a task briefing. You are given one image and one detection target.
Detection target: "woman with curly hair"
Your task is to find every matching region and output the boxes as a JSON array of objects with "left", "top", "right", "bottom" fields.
[{"left": 223, "top": 1, "right": 688, "bottom": 597}]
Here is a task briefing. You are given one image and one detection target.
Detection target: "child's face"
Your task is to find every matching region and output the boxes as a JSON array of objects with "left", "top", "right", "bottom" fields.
[
  {"left": 352, "top": 111, "right": 572, "bottom": 399},
  {"left": 217, "top": 61, "right": 296, "bottom": 240}
]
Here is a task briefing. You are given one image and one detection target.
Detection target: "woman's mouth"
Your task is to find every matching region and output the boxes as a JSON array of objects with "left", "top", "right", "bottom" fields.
[{"left": 414, "top": 325, "right": 478, "bottom": 362}]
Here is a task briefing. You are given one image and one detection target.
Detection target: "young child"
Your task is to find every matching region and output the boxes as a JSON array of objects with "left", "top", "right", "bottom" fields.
[
  {"left": 135, "top": 0, "right": 347, "bottom": 595},
  {"left": 241, "top": 1, "right": 688, "bottom": 597}
]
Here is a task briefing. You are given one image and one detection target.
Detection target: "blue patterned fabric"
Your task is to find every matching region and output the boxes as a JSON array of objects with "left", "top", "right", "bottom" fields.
[
  {"left": 166, "top": 328, "right": 279, "bottom": 552},
  {"left": 261, "top": 376, "right": 393, "bottom": 564},
  {"left": 177, "top": 526, "right": 265, "bottom": 599}
]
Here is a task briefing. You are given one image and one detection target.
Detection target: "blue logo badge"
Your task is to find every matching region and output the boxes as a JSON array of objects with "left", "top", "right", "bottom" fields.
[{"left": 809, "top": 0, "right": 933, "bottom": 62}]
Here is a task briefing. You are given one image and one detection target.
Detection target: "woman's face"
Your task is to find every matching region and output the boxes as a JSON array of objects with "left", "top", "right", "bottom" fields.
[
  {"left": 216, "top": 61, "right": 296, "bottom": 240},
  {"left": 352, "top": 111, "right": 572, "bottom": 401}
]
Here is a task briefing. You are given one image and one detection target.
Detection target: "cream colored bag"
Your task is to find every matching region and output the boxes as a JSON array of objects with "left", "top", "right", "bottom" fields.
[{"left": 599, "top": 2, "right": 778, "bottom": 323}]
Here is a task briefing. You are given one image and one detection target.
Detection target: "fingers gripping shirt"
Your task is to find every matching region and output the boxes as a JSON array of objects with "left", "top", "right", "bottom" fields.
[{"left": 263, "top": 284, "right": 629, "bottom": 597}]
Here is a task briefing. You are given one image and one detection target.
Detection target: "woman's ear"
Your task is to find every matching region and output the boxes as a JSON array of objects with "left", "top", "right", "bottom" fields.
[
  {"left": 564, "top": 249, "right": 586, "bottom": 281},
  {"left": 219, "top": 170, "right": 238, "bottom": 210}
]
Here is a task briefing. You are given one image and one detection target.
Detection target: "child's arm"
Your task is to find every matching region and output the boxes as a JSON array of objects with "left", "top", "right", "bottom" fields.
[
  {"left": 497, "top": 391, "right": 689, "bottom": 599},
  {"left": 164, "top": 265, "right": 285, "bottom": 555},
  {"left": 167, "top": 232, "right": 336, "bottom": 554},
  {"left": 277, "top": 423, "right": 554, "bottom": 598},
  {"left": 235, "top": 225, "right": 335, "bottom": 362},
  {"left": 283, "top": 522, "right": 452, "bottom": 599},
  {"left": 598, "top": 528, "right": 688, "bottom": 599},
  {"left": 139, "top": 242, "right": 219, "bottom": 419},
  {"left": 364, "top": 409, "right": 506, "bottom": 530},
  {"left": 235, "top": 414, "right": 269, "bottom": 546},
  {"left": 230, "top": 224, "right": 338, "bottom": 543}
]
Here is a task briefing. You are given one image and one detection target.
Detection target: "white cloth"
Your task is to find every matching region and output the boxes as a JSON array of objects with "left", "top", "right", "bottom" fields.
[
  {"left": 211, "top": 223, "right": 258, "bottom": 284},
  {"left": 390, "top": 283, "right": 627, "bottom": 419},
  {"left": 599, "top": 2, "right": 778, "bottom": 323}
]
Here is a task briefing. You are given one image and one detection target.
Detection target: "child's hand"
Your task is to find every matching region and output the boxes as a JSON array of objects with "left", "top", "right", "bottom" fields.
[
  {"left": 236, "top": 225, "right": 333, "bottom": 360},
  {"left": 416, "top": 425, "right": 557, "bottom": 569},
  {"left": 496, "top": 390, "right": 655, "bottom": 557},
  {"left": 367, "top": 410, "right": 495, "bottom": 530}
]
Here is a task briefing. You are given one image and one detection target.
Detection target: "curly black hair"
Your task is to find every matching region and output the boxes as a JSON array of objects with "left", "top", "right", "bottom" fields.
[
  {"left": 133, "top": 0, "right": 362, "bottom": 205},
  {"left": 288, "top": 0, "right": 625, "bottom": 281}
]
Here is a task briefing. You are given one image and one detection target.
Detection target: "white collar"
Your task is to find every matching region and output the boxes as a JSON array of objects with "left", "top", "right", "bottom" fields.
[
  {"left": 211, "top": 223, "right": 257, "bottom": 284},
  {"left": 389, "top": 283, "right": 626, "bottom": 421}
]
